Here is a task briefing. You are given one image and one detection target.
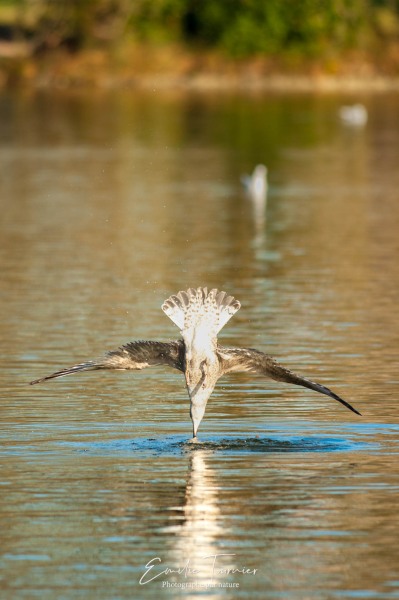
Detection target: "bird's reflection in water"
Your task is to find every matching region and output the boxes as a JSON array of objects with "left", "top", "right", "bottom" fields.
[
  {"left": 179, "top": 450, "right": 221, "bottom": 542},
  {"left": 163, "top": 449, "right": 237, "bottom": 592},
  {"left": 241, "top": 164, "right": 268, "bottom": 247},
  {"left": 251, "top": 194, "right": 267, "bottom": 247}
]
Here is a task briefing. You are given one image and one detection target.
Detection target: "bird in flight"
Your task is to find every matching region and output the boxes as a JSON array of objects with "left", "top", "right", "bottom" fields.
[{"left": 30, "top": 287, "right": 361, "bottom": 441}]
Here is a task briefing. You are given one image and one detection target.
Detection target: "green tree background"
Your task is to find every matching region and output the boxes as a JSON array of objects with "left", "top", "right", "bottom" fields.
[
  {"left": 37, "top": 0, "right": 398, "bottom": 53},
  {"left": 1, "top": 0, "right": 399, "bottom": 60}
]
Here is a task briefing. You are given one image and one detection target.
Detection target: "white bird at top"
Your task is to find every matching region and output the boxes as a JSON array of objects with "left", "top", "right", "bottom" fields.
[
  {"left": 339, "top": 104, "right": 368, "bottom": 126},
  {"left": 241, "top": 164, "right": 268, "bottom": 203}
]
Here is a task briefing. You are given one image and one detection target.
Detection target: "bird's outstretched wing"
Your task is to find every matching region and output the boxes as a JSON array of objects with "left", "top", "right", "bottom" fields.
[
  {"left": 218, "top": 346, "right": 361, "bottom": 416},
  {"left": 30, "top": 340, "right": 185, "bottom": 385}
]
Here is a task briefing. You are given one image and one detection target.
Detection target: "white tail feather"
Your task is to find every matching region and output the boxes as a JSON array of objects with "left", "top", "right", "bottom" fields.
[{"left": 162, "top": 287, "right": 240, "bottom": 335}]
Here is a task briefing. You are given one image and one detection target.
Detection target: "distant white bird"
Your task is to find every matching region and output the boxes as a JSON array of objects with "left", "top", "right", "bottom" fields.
[
  {"left": 241, "top": 164, "right": 268, "bottom": 202},
  {"left": 339, "top": 104, "right": 368, "bottom": 126},
  {"left": 30, "top": 287, "right": 361, "bottom": 441}
]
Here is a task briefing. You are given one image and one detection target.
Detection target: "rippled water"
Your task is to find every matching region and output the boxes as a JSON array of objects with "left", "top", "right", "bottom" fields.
[{"left": 1, "top": 90, "right": 399, "bottom": 599}]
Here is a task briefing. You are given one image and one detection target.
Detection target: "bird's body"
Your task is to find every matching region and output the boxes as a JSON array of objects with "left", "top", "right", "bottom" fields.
[
  {"left": 30, "top": 287, "right": 361, "bottom": 440},
  {"left": 241, "top": 164, "right": 268, "bottom": 203},
  {"left": 339, "top": 104, "right": 368, "bottom": 126}
]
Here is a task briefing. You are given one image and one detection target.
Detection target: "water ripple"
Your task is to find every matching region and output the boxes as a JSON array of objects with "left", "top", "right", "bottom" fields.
[{"left": 57, "top": 434, "right": 375, "bottom": 456}]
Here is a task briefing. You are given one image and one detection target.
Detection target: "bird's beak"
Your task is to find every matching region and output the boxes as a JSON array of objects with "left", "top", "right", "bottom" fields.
[
  {"left": 187, "top": 382, "right": 214, "bottom": 439},
  {"left": 190, "top": 395, "right": 209, "bottom": 438}
]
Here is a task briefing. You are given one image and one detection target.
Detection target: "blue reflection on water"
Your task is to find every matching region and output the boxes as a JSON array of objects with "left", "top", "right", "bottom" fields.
[{"left": 56, "top": 433, "right": 376, "bottom": 456}]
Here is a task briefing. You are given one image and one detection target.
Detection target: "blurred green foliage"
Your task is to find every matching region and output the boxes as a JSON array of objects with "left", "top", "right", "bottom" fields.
[
  {"left": 3, "top": 0, "right": 399, "bottom": 57},
  {"left": 178, "top": 0, "right": 368, "bottom": 56}
]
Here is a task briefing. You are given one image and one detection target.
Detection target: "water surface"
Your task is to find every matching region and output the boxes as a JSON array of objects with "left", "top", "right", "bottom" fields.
[{"left": 1, "top": 90, "right": 399, "bottom": 599}]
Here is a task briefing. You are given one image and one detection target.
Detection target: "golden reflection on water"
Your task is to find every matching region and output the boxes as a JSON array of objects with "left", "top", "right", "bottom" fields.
[{"left": 158, "top": 450, "right": 228, "bottom": 596}]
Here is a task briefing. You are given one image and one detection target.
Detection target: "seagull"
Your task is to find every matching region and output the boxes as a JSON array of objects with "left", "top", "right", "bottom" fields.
[
  {"left": 30, "top": 287, "right": 361, "bottom": 441},
  {"left": 339, "top": 104, "right": 368, "bottom": 126},
  {"left": 241, "top": 164, "right": 268, "bottom": 202}
]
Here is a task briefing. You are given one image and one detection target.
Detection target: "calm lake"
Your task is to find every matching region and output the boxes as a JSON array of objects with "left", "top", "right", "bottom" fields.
[{"left": 1, "top": 88, "right": 399, "bottom": 599}]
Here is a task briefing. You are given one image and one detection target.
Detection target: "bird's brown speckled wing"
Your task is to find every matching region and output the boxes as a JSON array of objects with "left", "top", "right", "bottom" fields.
[
  {"left": 30, "top": 340, "right": 185, "bottom": 385},
  {"left": 217, "top": 346, "right": 361, "bottom": 416}
]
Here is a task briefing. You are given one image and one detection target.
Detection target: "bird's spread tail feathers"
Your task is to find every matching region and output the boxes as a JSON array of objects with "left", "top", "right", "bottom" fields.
[
  {"left": 162, "top": 287, "right": 241, "bottom": 336},
  {"left": 30, "top": 361, "right": 102, "bottom": 385}
]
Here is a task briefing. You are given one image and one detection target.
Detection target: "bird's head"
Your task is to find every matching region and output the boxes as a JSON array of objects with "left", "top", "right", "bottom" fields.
[{"left": 184, "top": 355, "right": 217, "bottom": 439}]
